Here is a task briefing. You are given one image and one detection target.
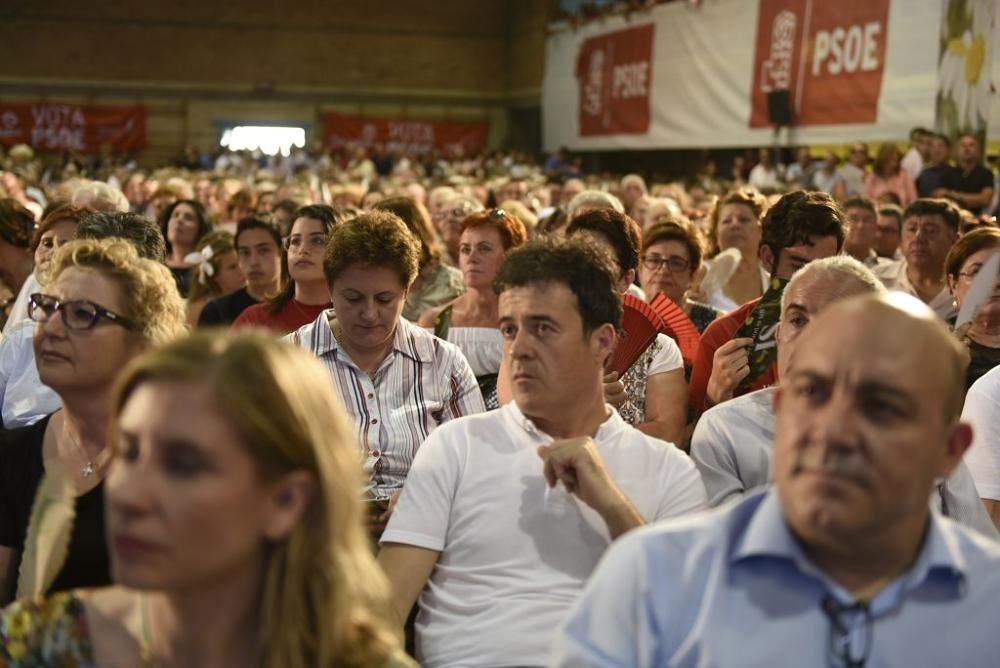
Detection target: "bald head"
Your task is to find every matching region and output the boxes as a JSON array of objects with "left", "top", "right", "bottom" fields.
[{"left": 773, "top": 292, "right": 974, "bottom": 554}]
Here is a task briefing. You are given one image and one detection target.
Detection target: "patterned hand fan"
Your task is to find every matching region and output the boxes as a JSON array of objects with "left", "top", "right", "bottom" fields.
[
  {"left": 649, "top": 292, "right": 701, "bottom": 365},
  {"left": 607, "top": 293, "right": 666, "bottom": 376},
  {"left": 732, "top": 277, "right": 789, "bottom": 391}
]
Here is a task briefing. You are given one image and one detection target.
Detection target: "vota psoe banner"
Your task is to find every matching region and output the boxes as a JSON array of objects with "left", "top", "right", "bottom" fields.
[
  {"left": 576, "top": 23, "right": 655, "bottom": 137},
  {"left": 0, "top": 104, "right": 146, "bottom": 152},
  {"left": 749, "top": 0, "right": 891, "bottom": 128},
  {"left": 543, "top": 0, "right": 942, "bottom": 150},
  {"left": 322, "top": 113, "right": 489, "bottom": 157}
]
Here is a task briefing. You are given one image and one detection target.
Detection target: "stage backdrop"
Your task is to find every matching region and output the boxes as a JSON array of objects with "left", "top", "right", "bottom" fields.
[
  {"left": 0, "top": 103, "right": 146, "bottom": 152},
  {"left": 543, "top": 0, "right": 969, "bottom": 150},
  {"left": 322, "top": 112, "right": 489, "bottom": 157}
]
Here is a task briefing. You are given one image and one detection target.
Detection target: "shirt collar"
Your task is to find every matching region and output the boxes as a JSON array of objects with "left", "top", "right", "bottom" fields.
[
  {"left": 311, "top": 311, "right": 436, "bottom": 364},
  {"left": 504, "top": 400, "right": 626, "bottom": 443},
  {"left": 732, "top": 489, "right": 967, "bottom": 598}
]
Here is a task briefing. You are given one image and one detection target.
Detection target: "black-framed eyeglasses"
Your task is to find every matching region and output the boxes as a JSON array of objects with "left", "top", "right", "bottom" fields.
[
  {"left": 282, "top": 234, "right": 328, "bottom": 251},
  {"left": 641, "top": 254, "right": 691, "bottom": 273},
  {"left": 823, "top": 598, "right": 873, "bottom": 668},
  {"left": 28, "top": 293, "right": 135, "bottom": 331}
]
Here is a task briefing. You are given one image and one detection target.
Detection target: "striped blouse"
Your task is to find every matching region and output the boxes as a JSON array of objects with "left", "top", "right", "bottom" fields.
[{"left": 286, "top": 311, "right": 485, "bottom": 498}]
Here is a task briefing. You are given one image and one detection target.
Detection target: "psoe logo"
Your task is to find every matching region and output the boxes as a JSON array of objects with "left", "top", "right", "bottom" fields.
[
  {"left": 0, "top": 111, "right": 21, "bottom": 139},
  {"left": 581, "top": 48, "right": 606, "bottom": 117},
  {"left": 760, "top": 10, "right": 797, "bottom": 93}
]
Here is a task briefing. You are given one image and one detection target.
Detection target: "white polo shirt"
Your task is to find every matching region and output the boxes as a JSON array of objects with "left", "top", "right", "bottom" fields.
[{"left": 381, "top": 401, "right": 707, "bottom": 668}]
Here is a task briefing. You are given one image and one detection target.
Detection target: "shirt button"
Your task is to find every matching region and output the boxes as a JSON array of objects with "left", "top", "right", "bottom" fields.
[
  {"left": 371, "top": 418, "right": 379, "bottom": 424},
  {"left": 372, "top": 450, "right": 381, "bottom": 457},
  {"left": 367, "top": 393, "right": 374, "bottom": 399}
]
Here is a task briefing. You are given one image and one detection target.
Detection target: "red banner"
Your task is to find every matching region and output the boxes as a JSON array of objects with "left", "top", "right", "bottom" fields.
[
  {"left": 750, "top": 0, "right": 890, "bottom": 127},
  {"left": 575, "top": 23, "right": 654, "bottom": 137},
  {"left": 0, "top": 103, "right": 146, "bottom": 152},
  {"left": 322, "top": 113, "right": 489, "bottom": 157}
]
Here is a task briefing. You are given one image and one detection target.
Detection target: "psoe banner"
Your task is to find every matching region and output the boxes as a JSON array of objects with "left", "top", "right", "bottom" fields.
[
  {"left": 0, "top": 103, "right": 146, "bottom": 152},
  {"left": 750, "top": 0, "right": 891, "bottom": 127},
  {"left": 576, "top": 23, "right": 655, "bottom": 137},
  {"left": 322, "top": 113, "right": 489, "bottom": 157},
  {"left": 543, "top": 0, "right": 940, "bottom": 150}
]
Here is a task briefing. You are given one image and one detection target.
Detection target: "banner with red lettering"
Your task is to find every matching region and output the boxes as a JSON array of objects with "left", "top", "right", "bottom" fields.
[
  {"left": 543, "top": 0, "right": 947, "bottom": 149},
  {"left": 322, "top": 113, "right": 489, "bottom": 157},
  {"left": 0, "top": 103, "right": 146, "bottom": 152}
]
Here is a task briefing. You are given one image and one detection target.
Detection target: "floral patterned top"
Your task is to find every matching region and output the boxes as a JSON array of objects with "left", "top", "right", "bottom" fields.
[
  {"left": 0, "top": 591, "right": 417, "bottom": 668},
  {"left": 0, "top": 592, "right": 94, "bottom": 667}
]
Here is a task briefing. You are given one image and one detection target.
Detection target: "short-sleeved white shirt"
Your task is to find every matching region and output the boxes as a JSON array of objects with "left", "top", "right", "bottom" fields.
[{"left": 381, "top": 401, "right": 707, "bottom": 667}]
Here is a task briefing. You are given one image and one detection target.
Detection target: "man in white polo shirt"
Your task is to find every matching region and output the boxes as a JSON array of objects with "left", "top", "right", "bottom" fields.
[{"left": 378, "top": 236, "right": 707, "bottom": 667}]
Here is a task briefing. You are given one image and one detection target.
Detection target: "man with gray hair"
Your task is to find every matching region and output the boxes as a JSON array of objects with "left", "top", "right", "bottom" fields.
[
  {"left": 619, "top": 173, "right": 647, "bottom": 217},
  {"left": 566, "top": 190, "right": 624, "bottom": 219},
  {"left": 689, "top": 255, "right": 995, "bottom": 536}
]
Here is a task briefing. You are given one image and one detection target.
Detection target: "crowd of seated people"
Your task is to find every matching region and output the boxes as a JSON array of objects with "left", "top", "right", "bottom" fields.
[{"left": 0, "top": 129, "right": 998, "bottom": 665}]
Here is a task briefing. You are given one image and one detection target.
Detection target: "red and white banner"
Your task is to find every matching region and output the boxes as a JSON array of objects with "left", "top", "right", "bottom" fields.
[
  {"left": 543, "top": 0, "right": 949, "bottom": 149},
  {"left": 0, "top": 103, "right": 146, "bottom": 152},
  {"left": 322, "top": 113, "right": 489, "bottom": 157},
  {"left": 576, "top": 24, "right": 654, "bottom": 137},
  {"left": 749, "top": 0, "right": 890, "bottom": 128}
]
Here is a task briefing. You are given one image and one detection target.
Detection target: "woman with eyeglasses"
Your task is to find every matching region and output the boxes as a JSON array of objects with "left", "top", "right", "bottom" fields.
[
  {"left": 640, "top": 217, "right": 720, "bottom": 333},
  {"left": 286, "top": 210, "right": 483, "bottom": 537},
  {"left": 3, "top": 204, "right": 87, "bottom": 335},
  {"left": 0, "top": 238, "right": 187, "bottom": 605},
  {"left": 946, "top": 227, "right": 1000, "bottom": 392},
  {"left": 0, "top": 331, "right": 414, "bottom": 667},
  {"left": 419, "top": 209, "right": 528, "bottom": 408},
  {"left": 435, "top": 196, "right": 485, "bottom": 264},
  {"left": 233, "top": 205, "right": 338, "bottom": 335}
]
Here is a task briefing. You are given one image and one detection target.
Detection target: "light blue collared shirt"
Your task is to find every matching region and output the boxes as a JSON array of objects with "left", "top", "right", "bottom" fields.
[{"left": 552, "top": 489, "right": 1000, "bottom": 667}]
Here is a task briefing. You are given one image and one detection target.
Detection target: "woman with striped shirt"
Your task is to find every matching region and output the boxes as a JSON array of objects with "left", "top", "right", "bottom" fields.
[{"left": 285, "top": 210, "right": 484, "bottom": 535}]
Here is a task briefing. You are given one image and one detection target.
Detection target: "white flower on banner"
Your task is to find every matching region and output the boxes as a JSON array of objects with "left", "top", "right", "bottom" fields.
[
  {"left": 183, "top": 246, "right": 215, "bottom": 285},
  {"left": 938, "top": 0, "right": 993, "bottom": 133}
]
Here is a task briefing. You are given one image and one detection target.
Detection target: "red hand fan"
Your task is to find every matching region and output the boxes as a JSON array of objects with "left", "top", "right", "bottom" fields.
[
  {"left": 648, "top": 293, "right": 701, "bottom": 365},
  {"left": 607, "top": 294, "right": 666, "bottom": 376}
]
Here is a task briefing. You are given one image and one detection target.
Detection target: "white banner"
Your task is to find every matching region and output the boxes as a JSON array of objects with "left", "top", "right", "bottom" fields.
[{"left": 543, "top": 0, "right": 964, "bottom": 150}]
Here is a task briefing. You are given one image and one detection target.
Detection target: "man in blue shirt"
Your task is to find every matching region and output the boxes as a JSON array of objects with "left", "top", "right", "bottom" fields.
[{"left": 552, "top": 293, "right": 1000, "bottom": 667}]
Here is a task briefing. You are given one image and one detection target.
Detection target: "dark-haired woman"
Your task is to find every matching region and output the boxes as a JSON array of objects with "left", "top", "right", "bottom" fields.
[
  {"left": 232, "top": 205, "right": 338, "bottom": 335},
  {"left": 157, "top": 199, "right": 211, "bottom": 297}
]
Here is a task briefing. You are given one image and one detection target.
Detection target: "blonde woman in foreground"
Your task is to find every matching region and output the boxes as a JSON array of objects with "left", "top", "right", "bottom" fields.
[{"left": 0, "top": 331, "right": 411, "bottom": 668}]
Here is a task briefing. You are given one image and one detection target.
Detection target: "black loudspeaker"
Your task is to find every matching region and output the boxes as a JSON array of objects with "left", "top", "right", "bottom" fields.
[{"left": 767, "top": 89, "right": 793, "bottom": 126}]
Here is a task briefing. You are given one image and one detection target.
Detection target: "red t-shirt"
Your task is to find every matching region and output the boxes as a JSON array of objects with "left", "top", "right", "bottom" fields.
[
  {"left": 232, "top": 299, "right": 331, "bottom": 336},
  {"left": 688, "top": 298, "right": 778, "bottom": 412}
]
